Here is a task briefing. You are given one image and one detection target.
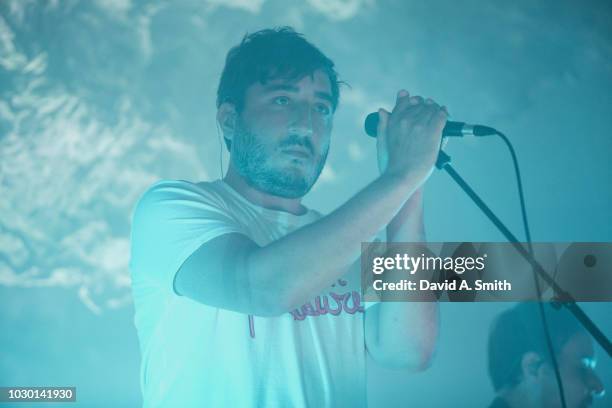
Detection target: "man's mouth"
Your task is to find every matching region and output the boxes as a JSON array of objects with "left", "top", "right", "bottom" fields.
[
  {"left": 579, "top": 397, "right": 593, "bottom": 408},
  {"left": 282, "top": 147, "right": 311, "bottom": 159}
]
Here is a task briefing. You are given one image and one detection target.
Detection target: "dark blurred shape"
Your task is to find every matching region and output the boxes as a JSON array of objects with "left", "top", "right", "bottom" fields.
[{"left": 555, "top": 243, "right": 612, "bottom": 301}]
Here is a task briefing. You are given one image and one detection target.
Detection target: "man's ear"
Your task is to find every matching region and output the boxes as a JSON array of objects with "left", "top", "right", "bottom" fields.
[
  {"left": 217, "top": 102, "right": 237, "bottom": 141},
  {"left": 520, "top": 352, "right": 544, "bottom": 381}
]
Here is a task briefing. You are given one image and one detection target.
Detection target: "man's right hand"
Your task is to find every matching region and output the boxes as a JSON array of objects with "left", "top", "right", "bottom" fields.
[{"left": 376, "top": 90, "right": 448, "bottom": 186}]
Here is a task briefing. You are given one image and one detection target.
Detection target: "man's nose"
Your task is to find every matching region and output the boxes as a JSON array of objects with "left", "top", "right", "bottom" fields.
[{"left": 289, "top": 103, "right": 314, "bottom": 137}]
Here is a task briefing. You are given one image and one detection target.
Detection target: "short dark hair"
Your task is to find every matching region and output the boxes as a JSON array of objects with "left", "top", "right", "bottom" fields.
[
  {"left": 216, "top": 27, "right": 341, "bottom": 150},
  {"left": 488, "top": 302, "right": 584, "bottom": 392}
]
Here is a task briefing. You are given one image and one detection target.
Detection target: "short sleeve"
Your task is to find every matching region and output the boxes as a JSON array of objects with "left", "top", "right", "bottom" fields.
[{"left": 130, "top": 180, "right": 245, "bottom": 295}]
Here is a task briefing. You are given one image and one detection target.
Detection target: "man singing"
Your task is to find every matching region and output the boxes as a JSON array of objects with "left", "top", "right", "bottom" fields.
[{"left": 130, "top": 27, "right": 444, "bottom": 407}]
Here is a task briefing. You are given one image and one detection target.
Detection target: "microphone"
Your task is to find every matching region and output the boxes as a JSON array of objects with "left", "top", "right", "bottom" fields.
[{"left": 364, "top": 112, "right": 498, "bottom": 138}]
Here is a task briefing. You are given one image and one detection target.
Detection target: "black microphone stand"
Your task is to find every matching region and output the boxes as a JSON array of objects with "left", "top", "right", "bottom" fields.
[{"left": 435, "top": 150, "right": 612, "bottom": 357}]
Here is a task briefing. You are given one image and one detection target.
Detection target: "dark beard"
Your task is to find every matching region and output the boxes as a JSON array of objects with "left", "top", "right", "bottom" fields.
[{"left": 231, "top": 121, "right": 328, "bottom": 199}]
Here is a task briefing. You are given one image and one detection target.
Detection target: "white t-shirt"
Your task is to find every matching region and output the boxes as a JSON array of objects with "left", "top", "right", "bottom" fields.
[{"left": 130, "top": 179, "right": 373, "bottom": 408}]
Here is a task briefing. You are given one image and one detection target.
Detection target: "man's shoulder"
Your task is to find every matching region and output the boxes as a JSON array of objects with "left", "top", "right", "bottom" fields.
[
  {"left": 133, "top": 179, "right": 324, "bottom": 226},
  {"left": 136, "top": 179, "right": 224, "bottom": 204},
  {"left": 143, "top": 178, "right": 220, "bottom": 194},
  {"left": 131, "top": 179, "right": 232, "bottom": 220}
]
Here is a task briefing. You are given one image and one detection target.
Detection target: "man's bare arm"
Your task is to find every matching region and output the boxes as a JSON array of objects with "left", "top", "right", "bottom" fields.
[
  {"left": 364, "top": 188, "right": 440, "bottom": 370},
  {"left": 175, "top": 90, "right": 446, "bottom": 317},
  {"left": 176, "top": 171, "right": 424, "bottom": 316}
]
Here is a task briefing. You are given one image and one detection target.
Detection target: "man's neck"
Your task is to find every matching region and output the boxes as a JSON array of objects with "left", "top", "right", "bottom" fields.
[
  {"left": 496, "top": 385, "right": 540, "bottom": 408},
  {"left": 223, "top": 165, "right": 307, "bottom": 216}
]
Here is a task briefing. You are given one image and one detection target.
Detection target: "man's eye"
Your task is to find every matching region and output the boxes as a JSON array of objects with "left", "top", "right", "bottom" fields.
[
  {"left": 315, "top": 103, "right": 331, "bottom": 115},
  {"left": 273, "top": 96, "right": 290, "bottom": 106}
]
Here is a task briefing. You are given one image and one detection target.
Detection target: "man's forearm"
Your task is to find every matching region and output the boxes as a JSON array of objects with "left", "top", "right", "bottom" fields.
[
  {"left": 245, "top": 172, "right": 423, "bottom": 313},
  {"left": 387, "top": 187, "right": 426, "bottom": 242},
  {"left": 365, "top": 189, "right": 440, "bottom": 370}
]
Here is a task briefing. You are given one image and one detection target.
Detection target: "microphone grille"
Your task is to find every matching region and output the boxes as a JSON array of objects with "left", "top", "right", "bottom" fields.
[{"left": 364, "top": 112, "right": 379, "bottom": 138}]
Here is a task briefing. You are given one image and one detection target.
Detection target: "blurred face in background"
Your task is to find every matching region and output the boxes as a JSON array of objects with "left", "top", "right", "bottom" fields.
[
  {"left": 228, "top": 69, "right": 333, "bottom": 199},
  {"left": 540, "top": 332, "right": 604, "bottom": 408}
]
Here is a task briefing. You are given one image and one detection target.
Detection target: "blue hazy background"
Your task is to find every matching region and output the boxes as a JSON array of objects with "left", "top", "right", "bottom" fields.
[{"left": 1, "top": 0, "right": 610, "bottom": 407}]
